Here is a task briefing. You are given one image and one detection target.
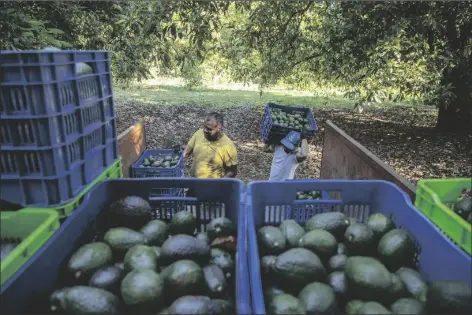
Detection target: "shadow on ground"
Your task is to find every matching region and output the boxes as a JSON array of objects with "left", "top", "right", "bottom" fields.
[{"left": 115, "top": 99, "right": 471, "bottom": 184}]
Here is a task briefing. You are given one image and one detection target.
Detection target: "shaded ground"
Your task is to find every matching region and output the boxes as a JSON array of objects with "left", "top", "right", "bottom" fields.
[{"left": 115, "top": 98, "right": 471, "bottom": 185}]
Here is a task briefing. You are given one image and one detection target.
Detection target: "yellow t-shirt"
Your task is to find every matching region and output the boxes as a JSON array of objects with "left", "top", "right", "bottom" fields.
[{"left": 187, "top": 129, "right": 238, "bottom": 178}]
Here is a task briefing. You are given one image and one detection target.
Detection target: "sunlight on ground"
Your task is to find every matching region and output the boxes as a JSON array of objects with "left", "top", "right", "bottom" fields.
[{"left": 114, "top": 77, "right": 353, "bottom": 109}]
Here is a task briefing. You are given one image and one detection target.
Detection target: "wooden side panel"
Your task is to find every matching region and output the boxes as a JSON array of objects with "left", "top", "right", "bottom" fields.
[
  {"left": 118, "top": 121, "right": 146, "bottom": 177},
  {"left": 320, "top": 120, "right": 417, "bottom": 201}
]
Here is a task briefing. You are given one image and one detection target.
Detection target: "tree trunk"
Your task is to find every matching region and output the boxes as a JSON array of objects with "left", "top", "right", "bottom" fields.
[{"left": 435, "top": 62, "right": 472, "bottom": 134}]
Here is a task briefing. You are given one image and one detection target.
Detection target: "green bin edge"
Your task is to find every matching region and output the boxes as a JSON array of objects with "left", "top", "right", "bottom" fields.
[
  {"left": 0, "top": 209, "right": 60, "bottom": 286},
  {"left": 415, "top": 178, "right": 472, "bottom": 255}
]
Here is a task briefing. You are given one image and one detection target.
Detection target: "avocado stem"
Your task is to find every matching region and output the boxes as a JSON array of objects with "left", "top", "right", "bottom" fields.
[
  {"left": 75, "top": 271, "right": 82, "bottom": 279},
  {"left": 217, "top": 286, "right": 223, "bottom": 292},
  {"left": 51, "top": 305, "right": 57, "bottom": 312},
  {"left": 216, "top": 227, "right": 221, "bottom": 232}
]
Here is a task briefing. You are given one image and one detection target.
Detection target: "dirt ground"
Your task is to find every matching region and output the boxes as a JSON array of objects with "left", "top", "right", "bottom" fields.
[{"left": 115, "top": 100, "right": 471, "bottom": 184}]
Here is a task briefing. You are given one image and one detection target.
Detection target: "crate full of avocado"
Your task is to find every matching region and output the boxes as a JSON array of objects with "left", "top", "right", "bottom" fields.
[
  {"left": 0, "top": 178, "right": 249, "bottom": 315},
  {"left": 260, "top": 103, "right": 318, "bottom": 144},
  {"left": 131, "top": 149, "right": 184, "bottom": 179},
  {"left": 247, "top": 180, "right": 472, "bottom": 315}
]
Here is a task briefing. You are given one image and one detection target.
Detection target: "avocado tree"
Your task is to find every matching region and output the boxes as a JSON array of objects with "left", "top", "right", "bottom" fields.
[{"left": 226, "top": 0, "right": 472, "bottom": 133}]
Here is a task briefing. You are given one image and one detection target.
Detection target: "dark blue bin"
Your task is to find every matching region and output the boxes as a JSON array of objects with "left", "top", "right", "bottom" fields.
[
  {"left": 260, "top": 102, "right": 318, "bottom": 144},
  {"left": 1, "top": 97, "right": 116, "bottom": 148},
  {"left": 1, "top": 50, "right": 112, "bottom": 117},
  {"left": 0, "top": 134, "right": 119, "bottom": 206},
  {"left": 0, "top": 178, "right": 252, "bottom": 315},
  {"left": 246, "top": 180, "right": 472, "bottom": 314}
]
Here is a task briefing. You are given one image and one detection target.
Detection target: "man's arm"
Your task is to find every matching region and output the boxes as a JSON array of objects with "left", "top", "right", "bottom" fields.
[
  {"left": 183, "top": 145, "right": 193, "bottom": 158},
  {"left": 183, "top": 131, "right": 198, "bottom": 158},
  {"left": 295, "top": 139, "right": 308, "bottom": 163},
  {"left": 224, "top": 165, "right": 238, "bottom": 178}
]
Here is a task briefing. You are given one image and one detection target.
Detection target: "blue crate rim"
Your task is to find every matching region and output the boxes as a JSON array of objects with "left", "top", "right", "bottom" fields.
[{"left": 132, "top": 149, "right": 184, "bottom": 171}]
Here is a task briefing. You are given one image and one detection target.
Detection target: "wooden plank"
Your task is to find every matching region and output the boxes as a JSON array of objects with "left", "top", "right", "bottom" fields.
[
  {"left": 118, "top": 121, "right": 146, "bottom": 177},
  {"left": 320, "top": 120, "right": 417, "bottom": 201}
]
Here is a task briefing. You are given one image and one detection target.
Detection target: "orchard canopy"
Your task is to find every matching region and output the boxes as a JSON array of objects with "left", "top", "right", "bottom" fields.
[{"left": 2, "top": 0, "right": 471, "bottom": 133}]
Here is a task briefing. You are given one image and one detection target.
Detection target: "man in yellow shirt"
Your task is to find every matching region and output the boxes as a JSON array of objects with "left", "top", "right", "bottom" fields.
[{"left": 183, "top": 112, "right": 238, "bottom": 180}]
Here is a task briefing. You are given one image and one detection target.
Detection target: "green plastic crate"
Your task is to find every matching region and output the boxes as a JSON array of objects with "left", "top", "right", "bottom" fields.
[
  {"left": 1, "top": 209, "right": 60, "bottom": 286},
  {"left": 415, "top": 178, "right": 471, "bottom": 255},
  {"left": 50, "top": 158, "right": 123, "bottom": 218}
]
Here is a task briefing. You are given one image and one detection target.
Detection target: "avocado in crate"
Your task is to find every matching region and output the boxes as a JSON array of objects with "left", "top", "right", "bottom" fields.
[
  {"left": 271, "top": 109, "right": 310, "bottom": 130},
  {"left": 47, "top": 200, "right": 238, "bottom": 315},
  {"left": 247, "top": 180, "right": 472, "bottom": 315},
  {"left": 139, "top": 153, "right": 180, "bottom": 169}
]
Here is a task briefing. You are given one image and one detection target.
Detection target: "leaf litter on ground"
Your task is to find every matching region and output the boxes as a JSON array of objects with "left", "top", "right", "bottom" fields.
[{"left": 115, "top": 100, "right": 472, "bottom": 185}]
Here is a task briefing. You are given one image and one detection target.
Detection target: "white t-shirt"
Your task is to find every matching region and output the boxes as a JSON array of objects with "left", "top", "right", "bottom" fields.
[{"left": 269, "top": 145, "right": 300, "bottom": 181}]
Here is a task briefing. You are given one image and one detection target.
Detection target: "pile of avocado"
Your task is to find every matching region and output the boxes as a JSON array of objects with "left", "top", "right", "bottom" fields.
[
  {"left": 296, "top": 190, "right": 322, "bottom": 200},
  {"left": 49, "top": 196, "right": 237, "bottom": 315},
  {"left": 0, "top": 237, "right": 21, "bottom": 262},
  {"left": 270, "top": 109, "right": 311, "bottom": 130},
  {"left": 453, "top": 188, "right": 472, "bottom": 223},
  {"left": 257, "top": 211, "right": 472, "bottom": 314},
  {"left": 139, "top": 153, "right": 180, "bottom": 169}
]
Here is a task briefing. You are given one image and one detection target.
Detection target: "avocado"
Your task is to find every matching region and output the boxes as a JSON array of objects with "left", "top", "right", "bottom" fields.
[
  {"left": 211, "top": 248, "right": 234, "bottom": 279},
  {"left": 108, "top": 196, "right": 152, "bottom": 229},
  {"left": 378, "top": 229, "right": 415, "bottom": 271},
  {"left": 161, "top": 260, "right": 205, "bottom": 299},
  {"left": 169, "top": 211, "right": 196, "bottom": 235},
  {"left": 49, "top": 288, "right": 69, "bottom": 313},
  {"left": 88, "top": 265, "right": 124, "bottom": 295},
  {"left": 356, "top": 301, "right": 391, "bottom": 314},
  {"left": 426, "top": 280, "right": 472, "bottom": 314},
  {"left": 366, "top": 213, "right": 395, "bottom": 240},
  {"left": 151, "top": 246, "right": 162, "bottom": 260},
  {"left": 337, "top": 242, "right": 347, "bottom": 255},
  {"left": 345, "top": 256, "right": 392, "bottom": 301},
  {"left": 344, "top": 222, "right": 375, "bottom": 256},
  {"left": 139, "top": 220, "right": 169, "bottom": 246},
  {"left": 305, "top": 212, "right": 350, "bottom": 241},
  {"left": 273, "top": 248, "right": 326, "bottom": 291},
  {"left": 160, "top": 234, "right": 210, "bottom": 265},
  {"left": 196, "top": 232, "right": 210, "bottom": 245},
  {"left": 203, "top": 264, "right": 228, "bottom": 296},
  {"left": 121, "top": 269, "right": 164, "bottom": 312},
  {"left": 298, "top": 282, "right": 338, "bottom": 315},
  {"left": 167, "top": 295, "right": 212, "bottom": 314},
  {"left": 269, "top": 293, "right": 306, "bottom": 314},
  {"left": 206, "top": 217, "right": 235, "bottom": 241},
  {"left": 261, "top": 255, "right": 277, "bottom": 277},
  {"left": 67, "top": 242, "right": 113, "bottom": 279},
  {"left": 54, "top": 286, "right": 120, "bottom": 315},
  {"left": 454, "top": 196, "right": 472, "bottom": 220},
  {"left": 387, "top": 273, "right": 408, "bottom": 302},
  {"left": 124, "top": 244, "right": 158, "bottom": 272},
  {"left": 345, "top": 300, "right": 364, "bottom": 315},
  {"left": 0, "top": 241, "right": 19, "bottom": 262},
  {"left": 298, "top": 229, "right": 337, "bottom": 261},
  {"left": 395, "top": 267, "right": 427, "bottom": 302},
  {"left": 327, "top": 271, "right": 347, "bottom": 301},
  {"left": 208, "top": 299, "right": 234, "bottom": 315},
  {"left": 104, "top": 227, "right": 147, "bottom": 254},
  {"left": 279, "top": 219, "right": 306, "bottom": 248},
  {"left": 264, "top": 285, "right": 286, "bottom": 302},
  {"left": 257, "top": 226, "right": 286, "bottom": 255},
  {"left": 328, "top": 254, "right": 347, "bottom": 272},
  {"left": 391, "top": 298, "right": 425, "bottom": 314}
]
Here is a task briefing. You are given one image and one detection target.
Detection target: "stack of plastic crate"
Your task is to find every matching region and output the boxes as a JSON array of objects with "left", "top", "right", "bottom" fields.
[{"left": 0, "top": 50, "right": 121, "bottom": 216}]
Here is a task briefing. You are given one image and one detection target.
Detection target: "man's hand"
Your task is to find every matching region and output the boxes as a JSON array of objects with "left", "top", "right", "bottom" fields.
[{"left": 296, "top": 139, "right": 308, "bottom": 163}]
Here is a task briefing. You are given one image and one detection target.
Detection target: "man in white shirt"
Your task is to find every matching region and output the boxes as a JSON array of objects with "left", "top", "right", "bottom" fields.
[{"left": 269, "top": 131, "right": 309, "bottom": 181}]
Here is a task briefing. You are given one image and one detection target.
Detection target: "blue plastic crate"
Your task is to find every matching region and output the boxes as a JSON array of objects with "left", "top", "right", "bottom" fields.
[
  {"left": 1, "top": 97, "right": 115, "bottom": 148},
  {"left": 246, "top": 180, "right": 472, "bottom": 314},
  {"left": 0, "top": 178, "right": 252, "bottom": 315},
  {"left": 260, "top": 103, "right": 318, "bottom": 144},
  {"left": 0, "top": 121, "right": 117, "bottom": 177},
  {"left": 131, "top": 149, "right": 184, "bottom": 178},
  {"left": 0, "top": 136, "right": 119, "bottom": 206},
  {"left": 1, "top": 50, "right": 112, "bottom": 117}
]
